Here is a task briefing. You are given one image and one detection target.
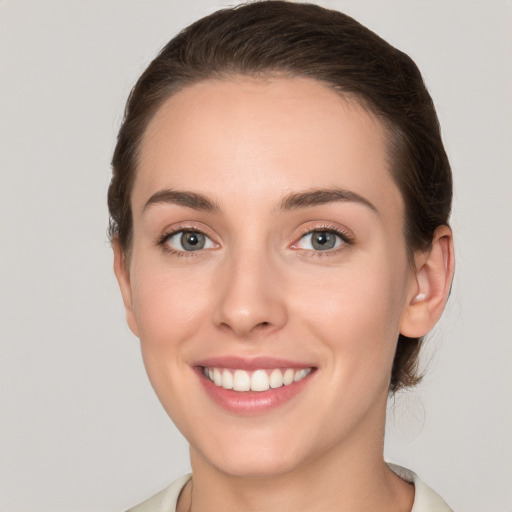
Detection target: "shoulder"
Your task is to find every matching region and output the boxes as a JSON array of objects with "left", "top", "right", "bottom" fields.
[
  {"left": 388, "top": 463, "right": 455, "bottom": 512},
  {"left": 125, "top": 474, "right": 191, "bottom": 512}
]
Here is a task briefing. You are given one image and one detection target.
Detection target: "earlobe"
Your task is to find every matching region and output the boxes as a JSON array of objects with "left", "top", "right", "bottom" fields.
[
  {"left": 112, "top": 239, "right": 140, "bottom": 337},
  {"left": 400, "top": 225, "right": 455, "bottom": 338}
]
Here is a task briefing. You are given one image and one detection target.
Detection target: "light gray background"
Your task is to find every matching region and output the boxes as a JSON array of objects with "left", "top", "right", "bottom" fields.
[{"left": 1, "top": 1, "right": 511, "bottom": 511}]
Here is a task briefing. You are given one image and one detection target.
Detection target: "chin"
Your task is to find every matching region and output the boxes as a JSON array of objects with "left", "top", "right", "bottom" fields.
[
  {"left": 189, "top": 427, "right": 311, "bottom": 479},
  {"left": 205, "top": 448, "right": 303, "bottom": 479}
]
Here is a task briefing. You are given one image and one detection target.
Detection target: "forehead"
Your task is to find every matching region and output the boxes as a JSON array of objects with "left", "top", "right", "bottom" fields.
[{"left": 133, "top": 76, "right": 402, "bottom": 216}]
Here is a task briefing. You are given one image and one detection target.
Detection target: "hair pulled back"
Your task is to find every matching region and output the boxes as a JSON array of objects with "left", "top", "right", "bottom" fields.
[{"left": 108, "top": 0, "right": 452, "bottom": 392}]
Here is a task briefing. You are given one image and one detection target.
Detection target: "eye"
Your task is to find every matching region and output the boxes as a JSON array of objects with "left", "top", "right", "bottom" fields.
[
  {"left": 294, "top": 230, "right": 347, "bottom": 251},
  {"left": 163, "top": 230, "right": 216, "bottom": 252}
]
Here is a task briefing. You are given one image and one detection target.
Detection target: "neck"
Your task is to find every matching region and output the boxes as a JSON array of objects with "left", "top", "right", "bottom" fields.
[{"left": 181, "top": 404, "right": 414, "bottom": 512}]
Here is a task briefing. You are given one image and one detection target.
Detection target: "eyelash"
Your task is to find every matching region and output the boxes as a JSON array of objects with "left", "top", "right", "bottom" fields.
[
  {"left": 157, "top": 225, "right": 217, "bottom": 258},
  {"left": 292, "top": 224, "right": 354, "bottom": 257},
  {"left": 157, "top": 224, "right": 354, "bottom": 257}
]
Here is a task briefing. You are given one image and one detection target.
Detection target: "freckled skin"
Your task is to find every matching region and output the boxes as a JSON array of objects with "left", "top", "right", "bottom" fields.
[{"left": 116, "top": 76, "right": 422, "bottom": 511}]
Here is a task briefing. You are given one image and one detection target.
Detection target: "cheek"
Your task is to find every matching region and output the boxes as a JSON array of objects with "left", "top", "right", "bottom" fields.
[
  {"left": 132, "top": 264, "right": 208, "bottom": 337},
  {"left": 129, "top": 264, "right": 213, "bottom": 418},
  {"left": 291, "top": 253, "right": 409, "bottom": 373},
  {"left": 129, "top": 262, "right": 215, "bottom": 389}
]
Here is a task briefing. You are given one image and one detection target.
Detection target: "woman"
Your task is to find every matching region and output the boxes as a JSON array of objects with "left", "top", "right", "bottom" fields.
[{"left": 109, "top": 2, "right": 455, "bottom": 511}]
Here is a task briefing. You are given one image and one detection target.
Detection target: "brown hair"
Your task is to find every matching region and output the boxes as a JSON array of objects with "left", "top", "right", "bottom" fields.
[{"left": 108, "top": 0, "right": 452, "bottom": 392}]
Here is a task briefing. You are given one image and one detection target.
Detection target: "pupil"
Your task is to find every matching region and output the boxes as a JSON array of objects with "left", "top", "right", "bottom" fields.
[
  {"left": 312, "top": 231, "right": 335, "bottom": 250},
  {"left": 181, "top": 232, "right": 205, "bottom": 251},
  {"left": 187, "top": 233, "right": 199, "bottom": 245}
]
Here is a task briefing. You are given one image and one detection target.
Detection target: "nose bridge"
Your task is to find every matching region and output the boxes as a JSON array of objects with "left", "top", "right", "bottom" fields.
[{"left": 213, "top": 240, "right": 287, "bottom": 337}]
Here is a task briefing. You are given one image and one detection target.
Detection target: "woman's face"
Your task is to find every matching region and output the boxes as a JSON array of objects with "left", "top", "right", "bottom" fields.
[{"left": 117, "top": 76, "right": 418, "bottom": 477}]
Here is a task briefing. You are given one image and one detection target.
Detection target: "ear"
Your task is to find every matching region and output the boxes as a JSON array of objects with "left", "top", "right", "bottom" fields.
[
  {"left": 400, "top": 225, "right": 455, "bottom": 338},
  {"left": 112, "top": 239, "right": 140, "bottom": 337}
]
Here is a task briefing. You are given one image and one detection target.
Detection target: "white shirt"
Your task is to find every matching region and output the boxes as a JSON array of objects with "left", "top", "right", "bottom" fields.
[{"left": 126, "top": 464, "right": 454, "bottom": 512}]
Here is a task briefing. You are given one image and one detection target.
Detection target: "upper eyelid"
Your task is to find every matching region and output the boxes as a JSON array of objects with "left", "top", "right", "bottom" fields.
[
  {"left": 293, "top": 230, "right": 348, "bottom": 248},
  {"left": 157, "top": 223, "right": 219, "bottom": 247},
  {"left": 288, "top": 231, "right": 353, "bottom": 259},
  {"left": 294, "top": 223, "right": 354, "bottom": 241},
  {"left": 159, "top": 222, "right": 216, "bottom": 237},
  {"left": 158, "top": 229, "right": 219, "bottom": 256},
  {"left": 168, "top": 229, "right": 214, "bottom": 244}
]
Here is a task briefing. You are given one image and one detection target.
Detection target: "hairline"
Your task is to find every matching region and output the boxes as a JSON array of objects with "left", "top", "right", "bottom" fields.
[{"left": 116, "top": 72, "right": 413, "bottom": 261}]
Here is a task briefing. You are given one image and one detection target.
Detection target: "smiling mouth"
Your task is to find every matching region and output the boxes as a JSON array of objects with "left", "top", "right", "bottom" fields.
[{"left": 202, "top": 367, "right": 313, "bottom": 392}]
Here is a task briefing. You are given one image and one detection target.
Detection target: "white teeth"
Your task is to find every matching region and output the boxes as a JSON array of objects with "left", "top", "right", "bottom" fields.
[
  {"left": 283, "top": 368, "right": 295, "bottom": 385},
  {"left": 204, "top": 366, "right": 312, "bottom": 392},
  {"left": 269, "top": 368, "right": 284, "bottom": 388},
  {"left": 222, "top": 369, "right": 233, "bottom": 389},
  {"left": 251, "top": 370, "right": 270, "bottom": 392},
  {"left": 294, "top": 368, "right": 312, "bottom": 382},
  {"left": 294, "top": 368, "right": 306, "bottom": 382},
  {"left": 233, "top": 369, "right": 251, "bottom": 391}
]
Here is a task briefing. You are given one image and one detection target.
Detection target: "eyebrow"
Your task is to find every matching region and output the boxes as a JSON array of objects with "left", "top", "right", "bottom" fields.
[
  {"left": 279, "top": 187, "right": 378, "bottom": 213},
  {"left": 142, "top": 186, "right": 378, "bottom": 215},
  {"left": 142, "top": 189, "right": 221, "bottom": 213}
]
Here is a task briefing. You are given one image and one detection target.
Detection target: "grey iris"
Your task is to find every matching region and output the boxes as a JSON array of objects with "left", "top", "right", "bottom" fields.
[
  {"left": 181, "top": 232, "right": 205, "bottom": 251},
  {"left": 312, "top": 231, "right": 336, "bottom": 250}
]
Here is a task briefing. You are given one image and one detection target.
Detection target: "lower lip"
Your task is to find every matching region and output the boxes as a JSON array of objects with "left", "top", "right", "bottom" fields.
[{"left": 196, "top": 368, "right": 315, "bottom": 414}]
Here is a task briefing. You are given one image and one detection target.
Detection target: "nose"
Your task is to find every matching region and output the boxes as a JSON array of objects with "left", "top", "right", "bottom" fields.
[{"left": 212, "top": 248, "right": 288, "bottom": 338}]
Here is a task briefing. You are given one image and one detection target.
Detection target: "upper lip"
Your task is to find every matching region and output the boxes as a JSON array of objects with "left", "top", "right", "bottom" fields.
[{"left": 194, "top": 356, "right": 315, "bottom": 371}]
